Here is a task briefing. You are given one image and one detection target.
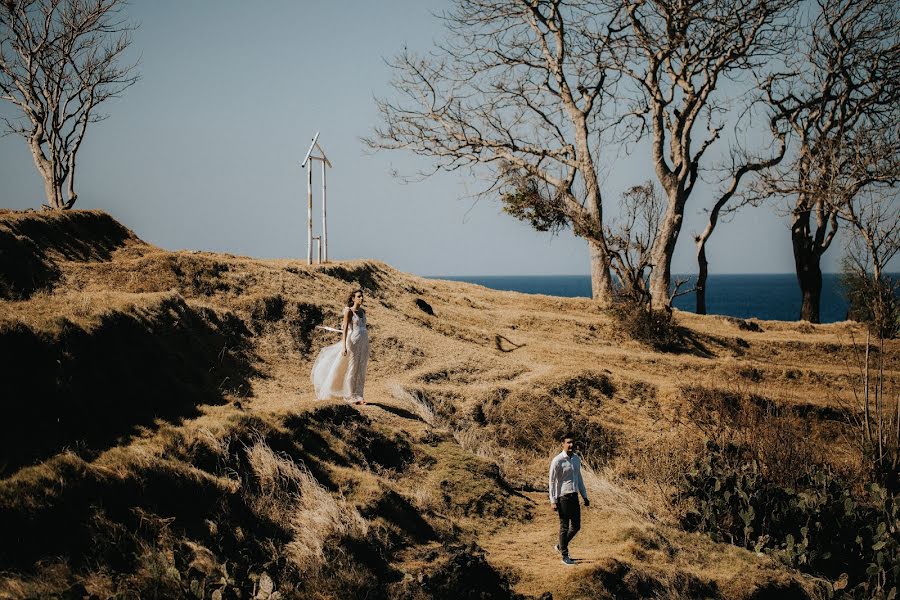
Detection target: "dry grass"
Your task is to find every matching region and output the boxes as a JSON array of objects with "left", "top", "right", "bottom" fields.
[
  {"left": 244, "top": 440, "right": 368, "bottom": 569},
  {"left": 1, "top": 209, "right": 897, "bottom": 598},
  {"left": 391, "top": 383, "right": 437, "bottom": 426},
  {"left": 580, "top": 463, "right": 654, "bottom": 522}
]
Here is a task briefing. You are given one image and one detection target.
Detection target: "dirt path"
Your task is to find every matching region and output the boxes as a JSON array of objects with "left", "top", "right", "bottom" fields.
[{"left": 478, "top": 492, "right": 638, "bottom": 597}]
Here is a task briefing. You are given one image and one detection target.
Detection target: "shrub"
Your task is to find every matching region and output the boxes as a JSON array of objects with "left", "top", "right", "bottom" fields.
[
  {"left": 679, "top": 441, "right": 899, "bottom": 598},
  {"left": 611, "top": 295, "right": 679, "bottom": 349},
  {"left": 841, "top": 270, "right": 899, "bottom": 339},
  {"left": 680, "top": 384, "right": 821, "bottom": 490}
]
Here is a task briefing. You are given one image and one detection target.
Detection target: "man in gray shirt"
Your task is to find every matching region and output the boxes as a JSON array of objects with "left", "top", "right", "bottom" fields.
[{"left": 549, "top": 432, "right": 589, "bottom": 565}]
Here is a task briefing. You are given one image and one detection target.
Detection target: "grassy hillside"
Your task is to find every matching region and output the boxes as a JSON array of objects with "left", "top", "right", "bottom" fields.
[{"left": 0, "top": 210, "right": 896, "bottom": 599}]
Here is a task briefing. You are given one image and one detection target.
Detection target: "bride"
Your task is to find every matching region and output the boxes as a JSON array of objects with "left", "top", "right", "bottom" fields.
[{"left": 311, "top": 289, "right": 369, "bottom": 404}]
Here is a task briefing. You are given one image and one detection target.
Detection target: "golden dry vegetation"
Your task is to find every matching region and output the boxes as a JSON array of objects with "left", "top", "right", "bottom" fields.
[{"left": 0, "top": 209, "right": 896, "bottom": 599}]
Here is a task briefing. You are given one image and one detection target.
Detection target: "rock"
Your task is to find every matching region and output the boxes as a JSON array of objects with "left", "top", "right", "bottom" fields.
[
  {"left": 415, "top": 298, "right": 434, "bottom": 315},
  {"left": 257, "top": 572, "right": 274, "bottom": 597}
]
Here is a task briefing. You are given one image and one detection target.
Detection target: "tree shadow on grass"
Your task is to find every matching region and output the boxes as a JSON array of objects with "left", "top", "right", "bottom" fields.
[{"left": 656, "top": 326, "right": 753, "bottom": 359}]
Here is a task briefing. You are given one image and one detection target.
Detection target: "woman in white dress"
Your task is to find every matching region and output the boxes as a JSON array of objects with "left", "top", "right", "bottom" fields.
[{"left": 311, "top": 289, "right": 369, "bottom": 404}]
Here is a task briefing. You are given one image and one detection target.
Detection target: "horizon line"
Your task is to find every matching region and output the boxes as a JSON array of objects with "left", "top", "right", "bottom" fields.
[{"left": 424, "top": 272, "right": 858, "bottom": 278}]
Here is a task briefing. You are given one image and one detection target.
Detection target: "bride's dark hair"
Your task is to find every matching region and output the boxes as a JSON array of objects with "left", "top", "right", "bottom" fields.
[{"left": 346, "top": 288, "right": 364, "bottom": 307}]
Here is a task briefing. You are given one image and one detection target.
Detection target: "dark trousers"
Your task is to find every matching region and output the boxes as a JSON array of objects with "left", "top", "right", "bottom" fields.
[{"left": 558, "top": 492, "right": 581, "bottom": 558}]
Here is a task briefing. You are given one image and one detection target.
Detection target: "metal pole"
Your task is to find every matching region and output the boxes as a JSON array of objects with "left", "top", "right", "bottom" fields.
[
  {"left": 307, "top": 160, "right": 313, "bottom": 265},
  {"left": 321, "top": 159, "right": 328, "bottom": 263}
]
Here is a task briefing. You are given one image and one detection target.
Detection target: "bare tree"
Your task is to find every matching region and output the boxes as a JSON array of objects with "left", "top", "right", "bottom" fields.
[
  {"left": 603, "top": 0, "right": 793, "bottom": 307},
  {"left": 842, "top": 192, "right": 900, "bottom": 286},
  {"left": 759, "top": 0, "right": 900, "bottom": 322},
  {"left": 694, "top": 117, "right": 787, "bottom": 314},
  {"left": 825, "top": 130, "right": 900, "bottom": 282},
  {"left": 366, "top": 0, "right": 619, "bottom": 304},
  {"left": 605, "top": 181, "right": 663, "bottom": 305},
  {"left": 606, "top": 181, "right": 683, "bottom": 348},
  {"left": 837, "top": 132, "right": 900, "bottom": 338},
  {"left": 843, "top": 253, "right": 899, "bottom": 491},
  {"left": 0, "top": 0, "right": 138, "bottom": 210}
]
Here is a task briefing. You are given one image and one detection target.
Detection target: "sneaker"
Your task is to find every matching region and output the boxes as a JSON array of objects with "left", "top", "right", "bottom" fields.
[{"left": 561, "top": 556, "right": 576, "bottom": 565}]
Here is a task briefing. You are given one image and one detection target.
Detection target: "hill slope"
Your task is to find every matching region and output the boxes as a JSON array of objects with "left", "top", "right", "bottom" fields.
[{"left": 0, "top": 210, "right": 894, "bottom": 599}]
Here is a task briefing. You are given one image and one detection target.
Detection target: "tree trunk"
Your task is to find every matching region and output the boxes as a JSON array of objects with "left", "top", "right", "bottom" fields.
[
  {"left": 29, "top": 135, "right": 65, "bottom": 210},
  {"left": 43, "top": 178, "right": 65, "bottom": 210},
  {"left": 792, "top": 213, "right": 823, "bottom": 323},
  {"left": 696, "top": 239, "right": 709, "bottom": 314},
  {"left": 588, "top": 239, "right": 613, "bottom": 307},
  {"left": 797, "top": 258, "right": 822, "bottom": 323},
  {"left": 649, "top": 192, "right": 684, "bottom": 308}
]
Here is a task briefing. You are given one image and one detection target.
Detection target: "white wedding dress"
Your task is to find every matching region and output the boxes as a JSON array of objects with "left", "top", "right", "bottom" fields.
[{"left": 311, "top": 308, "right": 369, "bottom": 402}]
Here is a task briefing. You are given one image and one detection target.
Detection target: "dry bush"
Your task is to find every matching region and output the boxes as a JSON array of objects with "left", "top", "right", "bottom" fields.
[
  {"left": 611, "top": 297, "right": 680, "bottom": 350},
  {"left": 393, "top": 384, "right": 525, "bottom": 486},
  {"left": 679, "top": 384, "right": 824, "bottom": 488},
  {"left": 396, "top": 380, "right": 618, "bottom": 487},
  {"left": 623, "top": 379, "right": 659, "bottom": 406},
  {"left": 402, "top": 462, "right": 436, "bottom": 510},
  {"left": 393, "top": 542, "right": 520, "bottom": 600},
  {"left": 613, "top": 429, "right": 704, "bottom": 520},
  {"left": 580, "top": 463, "right": 654, "bottom": 522},
  {"left": 549, "top": 372, "right": 616, "bottom": 406},
  {"left": 0, "top": 562, "right": 74, "bottom": 600},
  {"left": 450, "top": 427, "right": 524, "bottom": 487},
  {"left": 245, "top": 294, "right": 326, "bottom": 357},
  {"left": 836, "top": 333, "right": 900, "bottom": 491},
  {"left": 562, "top": 557, "right": 731, "bottom": 600},
  {"left": 480, "top": 389, "right": 619, "bottom": 468},
  {"left": 420, "top": 441, "right": 532, "bottom": 523},
  {"left": 127, "top": 538, "right": 182, "bottom": 598},
  {"left": 375, "top": 335, "right": 427, "bottom": 371},
  {"left": 244, "top": 440, "right": 367, "bottom": 569},
  {"left": 392, "top": 384, "right": 460, "bottom": 427}
]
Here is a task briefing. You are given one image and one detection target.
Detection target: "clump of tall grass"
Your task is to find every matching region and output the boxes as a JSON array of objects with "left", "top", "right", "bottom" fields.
[
  {"left": 580, "top": 462, "right": 653, "bottom": 522},
  {"left": 611, "top": 295, "right": 680, "bottom": 350},
  {"left": 392, "top": 384, "right": 528, "bottom": 486},
  {"left": 391, "top": 383, "right": 436, "bottom": 426},
  {"left": 244, "top": 440, "right": 367, "bottom": 569},
  {"left": 841, "top": 330, "right": 900, "bottom": 491}
]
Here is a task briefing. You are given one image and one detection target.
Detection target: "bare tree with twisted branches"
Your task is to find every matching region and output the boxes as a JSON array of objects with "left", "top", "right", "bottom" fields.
[
  {"left": 0, "top": 0, "right": 139, "bottom": 210},
  {"left": 366, "top": 0, "right": 621, "bottom": 304},
  {"left": 605, "top": 181, "right": 663, "bottom": 305},
  {"left": 602, "top": 0, "right": 795, "bottom": 307},
  {"left": 758, "top": 0, "right": 900, "bottom": 322}
]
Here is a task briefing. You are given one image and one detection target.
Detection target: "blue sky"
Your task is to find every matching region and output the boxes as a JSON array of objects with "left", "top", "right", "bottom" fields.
[{"left": 0, "top": 1, "right": 872, "bottom": 275}]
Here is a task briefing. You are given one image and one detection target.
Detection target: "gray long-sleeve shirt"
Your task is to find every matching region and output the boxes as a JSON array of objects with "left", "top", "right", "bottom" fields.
[{"left": 549, "top": 451, "right": 588, "bottom": 504}]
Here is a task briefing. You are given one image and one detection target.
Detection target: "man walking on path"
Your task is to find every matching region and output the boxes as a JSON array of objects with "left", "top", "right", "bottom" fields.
[{"left": 549, "top": 433, "right": 590, "bottom": 565}]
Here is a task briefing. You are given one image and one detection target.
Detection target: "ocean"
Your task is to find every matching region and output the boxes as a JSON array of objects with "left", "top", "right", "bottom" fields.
[{"left": 434, "top": 273, "right": 851, "bottom": 323}]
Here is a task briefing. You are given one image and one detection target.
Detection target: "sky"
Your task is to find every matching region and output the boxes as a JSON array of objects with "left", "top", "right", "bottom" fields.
[{"left": 0, "top": 1, "right": 878, "bottom": 276}]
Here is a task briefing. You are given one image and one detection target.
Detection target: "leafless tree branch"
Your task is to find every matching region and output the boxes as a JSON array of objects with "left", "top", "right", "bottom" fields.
[{"left": 756, "top": 0, "right": 900, "bottom": 322}]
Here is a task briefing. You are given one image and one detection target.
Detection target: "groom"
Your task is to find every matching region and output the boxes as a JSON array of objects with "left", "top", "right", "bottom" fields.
[{"left": 549, "top": 432, "right": 590, "bottom": 565}]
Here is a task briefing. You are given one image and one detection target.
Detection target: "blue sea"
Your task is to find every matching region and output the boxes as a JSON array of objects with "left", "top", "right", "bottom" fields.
[{"left": 434, "top": 273, "right": 851, "bottom": 323}]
